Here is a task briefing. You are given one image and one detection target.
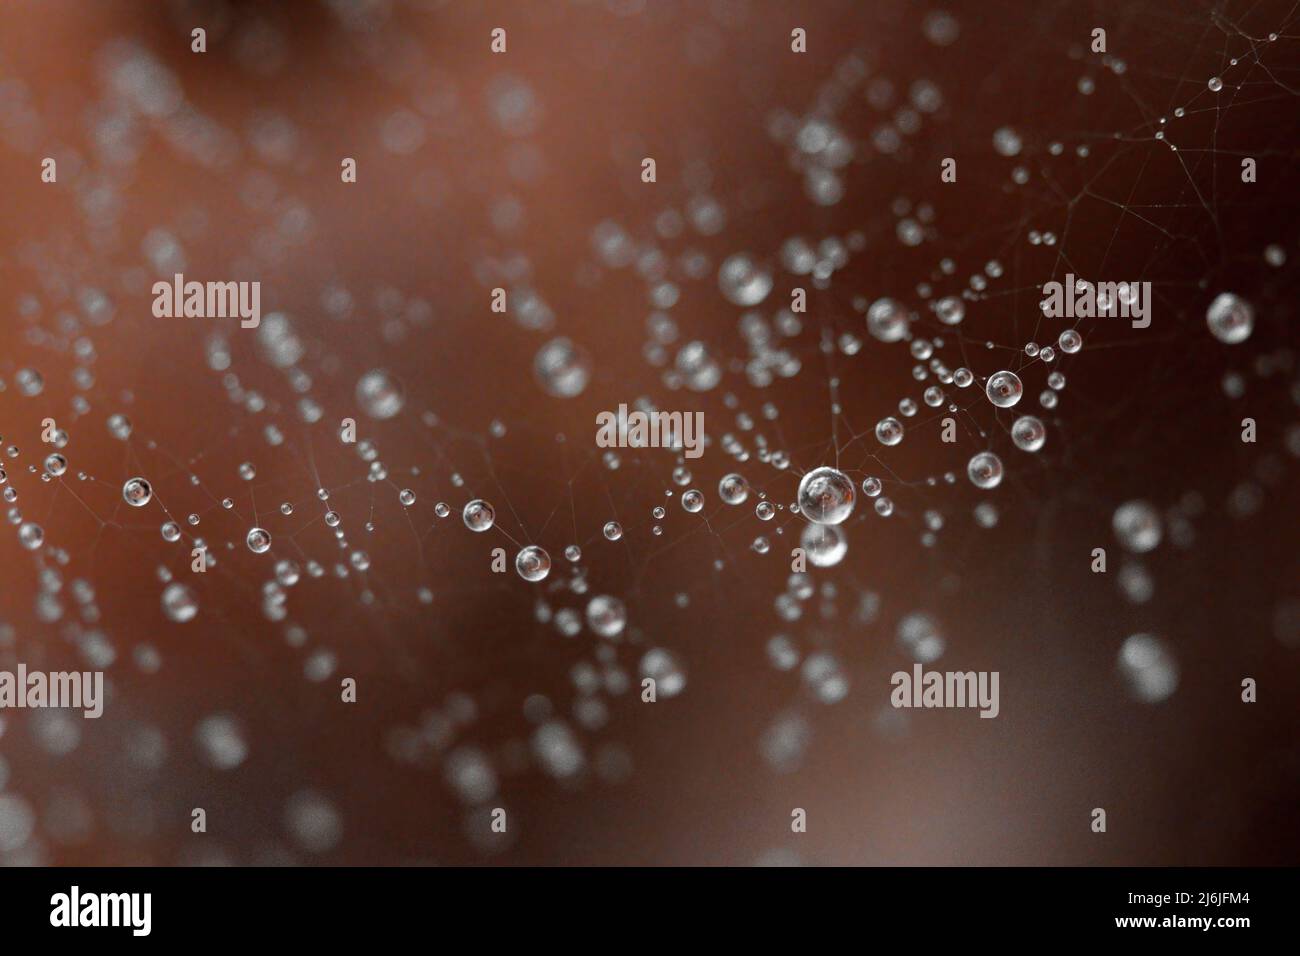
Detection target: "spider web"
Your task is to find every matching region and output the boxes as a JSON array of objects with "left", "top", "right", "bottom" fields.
[{"left": 0, "top": 0, "right": 1297, "bottom": 865}]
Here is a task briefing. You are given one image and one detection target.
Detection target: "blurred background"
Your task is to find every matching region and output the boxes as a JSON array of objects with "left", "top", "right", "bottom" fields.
[{"left": 0, "top": 0, "right": 1297, "bottom": 865}]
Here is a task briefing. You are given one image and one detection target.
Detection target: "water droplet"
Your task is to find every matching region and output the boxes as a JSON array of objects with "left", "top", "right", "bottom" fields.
[
  {"left": 1119, "top": 633, "right": 1178, "bottom": 702},
  {"left": 1058, "top": 329, "right": 1082, "bottom": 353},
  {"left": 196, "top": 714, "right": 249, "bottom": 770},
  {"left": 640, "top": 648, "right": 687, "bottom": 697},
  {"left": 899, "top": 612, "right": 945, "bottom": 662},
  {"left": 675, "top": 340, "right": 722, "bottom": 391},
  {"left": 355, "top": 368, "right": 405, "bottom": 420},
  {"left": 515, "top": 545, "right": 551, "bottom": 582},
  {"left": 718, "top": 473, "right": 750, "bottom": 505},
  {"left": 718, "top": 253, "right": 773, "bottom": 306},
  {"left": 985, "top": 370, "right": 1023, "bottom": 407},
  {"left": 15, "top": 368, "right": 44, "bottom": 397},
  {"left": 122, "top": 477, "right": 152, "bottom": 508},
  {"left": 161, "top": 582, "right": 199, "bottom": 622},
  {"left": 1011, "top": 416, "right": 1046, "bottom": 452},
  {"left": 797, "top": 466, "right": 856, "bottom": 525},
  {"left": 18, "top": 522, "right": 44, "bottom": 550},
  {"left": 1205, "top": 292, "right": 1254, "bottom": 345},
  {"left": 967, "top": 451, "right": 1004, "bottom": 489},
  {"left": 801, "top": 523, "right": 848, "bottom": 567},
  {"left": 586, "top": 595, "right": 627, "bottom": 638},
  {"left": 935, "top": 296, "right": 964, "bottom": 325},
  {"left": 1112, "top": 500, "right": 1161, "bottom": 553},
  {"left": 992, "top": 126, "right": 1023, "bottom": 157},
  {"left": 866, "top": 297, "right": 909, "bottom": 342},
  {"left": 534, "top": 337, "right": 592, "bottom": 398},
  {"left": 875, "top": 416, "right": 905, "bottom": 446}
]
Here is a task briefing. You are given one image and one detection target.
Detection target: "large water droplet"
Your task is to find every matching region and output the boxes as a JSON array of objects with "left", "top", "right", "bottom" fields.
[{"left": 797, "top": 466, "right": 856, "bottom": 525}]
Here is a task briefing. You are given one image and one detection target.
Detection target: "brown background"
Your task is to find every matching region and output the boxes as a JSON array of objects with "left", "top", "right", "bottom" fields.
[{"left": 0, "top": 0, "right": 1297, "bottom": 864}]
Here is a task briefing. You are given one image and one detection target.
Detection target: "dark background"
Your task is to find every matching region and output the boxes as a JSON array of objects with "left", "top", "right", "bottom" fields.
[{"left": 0, "top": 0, "right": 1297, "bottom": 865}]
